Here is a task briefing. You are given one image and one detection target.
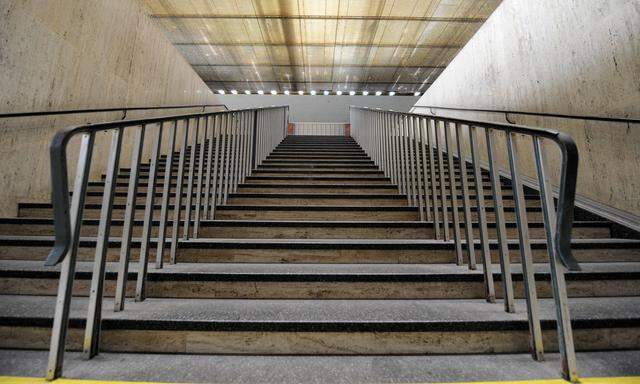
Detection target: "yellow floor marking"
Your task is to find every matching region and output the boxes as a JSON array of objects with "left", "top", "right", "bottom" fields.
[{"left": 1, "top": 376, "right": 639, "bottom": 384}]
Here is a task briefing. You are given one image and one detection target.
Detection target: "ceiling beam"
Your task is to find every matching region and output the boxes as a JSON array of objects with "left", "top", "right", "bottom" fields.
[
  {"left": 192, "top": 64, "right": 445, "bottom": 69},
  {"left": 152, "top": 14, "right": 485, "bottom": 23},
  {"left": 175, "top": 42, "right": 463, "bottom": 49}
]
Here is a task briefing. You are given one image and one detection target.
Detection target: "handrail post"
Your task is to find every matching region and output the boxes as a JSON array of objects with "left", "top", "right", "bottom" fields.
[
  {"left": 84, "top": 128, "right": 124, "bottom": 358},
  {"left": 534, "top": 137, "right": 578, "bottom": 382},
  {"left": 507, "top": 131, "right": 544, "bottom": 361},
  {"left": 114, "top": 125, "right": 146, "bottom": 312},
  {"left": 46, "top": 132, "right": 95, "bottom": 381}
]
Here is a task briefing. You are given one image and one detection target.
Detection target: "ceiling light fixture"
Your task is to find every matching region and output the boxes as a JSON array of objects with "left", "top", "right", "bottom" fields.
[
  {"left": 298, "top": 90, "right": 304, "bottom": 95},
  {"left": 217, "top": 90, "right": 225, "bottom": 95},
  {"left": 323, "top": 90, "right": 330, "bottom": 95},
  {"left": 270, "top": 90, "right": 277, "bottom": 95},
  {"left": 310, "top": 90, "right": 316, "bottom": 95},
  {"left": 257, "top": 90, "right": 264, "bottom": 95},
  {"left": 349, "top": 91, "right": 356, "bottom": 96},
  {"left": 414, "top": 91, "right": 421, "bottom": 96},
  {"left": 336, "top": 90, "right": 343, "bottom": 95},
  {"left": 388, "top": 91, "right": 396, "bottom": 96},
  {"left": 375, "top": 91, "right": 382, "bottom": 96},
  {"left": 284, "top": 90, "right": 290, "bottom": 95},
  {"left": 230, "top": 90, "right": 238, "bottom": 95},
  {"left": 245, "top": 90, "right": 251, "bottom": 95},
  {"left": 362, "top": 91, "right": 369, "bottom": 96}
]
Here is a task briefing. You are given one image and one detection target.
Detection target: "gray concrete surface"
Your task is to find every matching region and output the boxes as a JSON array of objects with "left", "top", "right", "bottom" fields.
[
  {"left": 0, "top": 349, "right": 639, "bottom": 383},
  {"left": 413, "top": 0, "right": 640, "bottom": 217},
  {"left": 0, "top": 0, "right": 221, "bottom": 217},
  {"left": 1, "top": 295, "right": 639, "bottom": 324}
]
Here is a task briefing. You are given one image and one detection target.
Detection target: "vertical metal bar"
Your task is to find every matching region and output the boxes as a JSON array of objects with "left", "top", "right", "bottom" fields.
[
  {"left": 136, "top": 123, "right": 164, "bottom": 301},
  {"left": 184, "top": 117, "right": 200, "bottom": 239},
  {"left": 194, "top": 116, "right": 208, "bottom": 238},
  {"left": 402, "top": 117, "right": 413, "bottom": 205},
  {"left": 398, "top": 116, "right": 406, "bottom": 197},
  {"left": 419, "top": 118, "right": 432, "bottom": 221},
  {"left": 407, "top": 116, "right": 419, "bottom": 214},
  {"left": 46, "top": 132, "right": 95, "bottom": 381},
  {"left": 84, "top": 128, "right": 123, "bottom": 358},
  {"left": 209, "top": 115, "right": 223, "bottom": 218},
  {"left": 534, "top": 136, "right": 577, "bottom": 380},
  {"left": 394, "top": 115, "right": 402, "bottom": 193},
  {"left": 469, "top": 125, "right": 496, "bottom": 302},
  {"left": 217, "top": 114, "right": 230, "bottom": 205},
  {"left": 507, "top": 131, "right": 544, "bottom": 361},
  {"left": 169, "top": 119, "right": 190, "bottom": 266},
  {"left": 114, "top": 125, "right": 145, "bottom": 312},
  {"left": 486, "top": 128, "right": 515, "bottom": 313},
  {"left": 455, "top": 123, "right": 477, "bottom": 269},
  {"left": 238, "top": 112, "right": 248, "bottom": 184},
  {"left": 203, "top": 116, "right": 214, "bottom": 220},
  {"left": 411, "top": 117, "right": 425, "bottom": 221},
  {"left": 155, "top": 120, "right": 177, "bottom": 273},
  {"left": 444, "top": 122, "right": 463, "bottom": 265},
  {"left": 427, "top": 119, "right": 440, "bottom": 239},
  {"left": 232, "top": 111, "right": 243, "bottom": 192},
  {"left": 435, "top": 120, "right": 450, "bottom": 240},
  {"left": 250, "top": 110, "right": 258, "bottom": 170},
  {"left": 222, "top": 113, "right": 234, "bottom": 204}
]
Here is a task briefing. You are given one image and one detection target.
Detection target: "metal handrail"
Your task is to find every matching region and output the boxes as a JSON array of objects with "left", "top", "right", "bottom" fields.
[
  {"left": 350, "top": 105, "right": 580, "bottom": 382},
  {"left": 44, "top": 105, "right": 288, "bottom": 380},
  {"left": 413, "top": 104, "right": 639, "bottom": 125},
  {"left": 0, "top": 104, "right": 228, "bottom": 120}
]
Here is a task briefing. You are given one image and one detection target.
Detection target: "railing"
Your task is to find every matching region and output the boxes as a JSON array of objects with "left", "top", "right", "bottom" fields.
[
  {"left": 0, "top": 104, "right": 228, "bottom": 120},
  {"left": 350, "top": 106, "right": 580, "bottom": 382},
  {"left": 44, "top": 105, "right": 288, "bottom": 380},
  {"left": 412, "top": 104, "right": 639, "bottom": 125},
  {"left": 290, "top": 122, "right": 348, "bottom": 136}
]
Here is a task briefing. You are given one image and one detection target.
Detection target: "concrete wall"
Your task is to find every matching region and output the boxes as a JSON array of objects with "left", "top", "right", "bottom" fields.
[
  {"left": 0, "top": 0, "right": 221, "bottom": 216},
  {"left": 412, "top": 0, "right": 640, "bottom": 218},
  {"left": 218, "top": 95, "right": 419, "bottom": 123}
]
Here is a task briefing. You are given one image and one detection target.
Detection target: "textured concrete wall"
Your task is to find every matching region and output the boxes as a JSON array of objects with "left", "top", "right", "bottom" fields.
[
  {"left": 412, "top": 0, "right": 640, "bottom": 217},
  {"left": 218, "top": 95, "right": 419, "bottom": 123},
  {"left": 0, "top": 0, "right": 220, "bottom": 216}
]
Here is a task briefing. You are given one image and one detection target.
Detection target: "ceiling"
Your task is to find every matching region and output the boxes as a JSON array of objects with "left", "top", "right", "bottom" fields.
[{"left": 139, "top": 0, "right": 501, "bottom": 95}]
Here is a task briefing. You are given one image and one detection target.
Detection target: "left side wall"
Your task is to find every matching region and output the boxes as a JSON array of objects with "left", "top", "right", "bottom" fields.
[{"left": 0, "top": 0, "right": 220, "bottom": 216}]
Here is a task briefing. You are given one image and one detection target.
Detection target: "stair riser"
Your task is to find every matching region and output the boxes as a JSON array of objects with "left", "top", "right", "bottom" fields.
[
  {"left": 2, "top": 277, "right": 637, "bottom": 299},
  {"left": 226, "top": 197, "right": 408, "bottom": 207},
  {"left": 237, "top": 186, "right": 397, "bottom": 193},
  {"left": 0, "top": 222, "right": 609, "bottom": 239},
  {"left": 17, "top": 204, "right": 550, "bottom": 222},
  {"left": 213, "top": 210, "right": 546, "bottom": 222},
  {"left": 225, "top": 197, "right": 540, "bottom": 208},
  {"left": 1, "top": 244, "right": 637, "bottom": 264},
  {"left": 1, "top": 326, "right": 637, "bottom": 355}
]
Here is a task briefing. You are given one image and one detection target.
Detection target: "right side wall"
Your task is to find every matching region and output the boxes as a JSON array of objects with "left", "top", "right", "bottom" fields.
[{"left": 413, "top": 0, "right": 640, "bottom": 218}]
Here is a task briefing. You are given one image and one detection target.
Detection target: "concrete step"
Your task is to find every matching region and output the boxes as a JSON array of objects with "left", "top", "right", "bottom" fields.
[
  {"left": 1, "top": 349, "right": 638, "bottom": 383},
  {"left": 0, "top": 295, "right": 638, "bottom": 354},
  {"left": 1, "top": 260, "right": 638, "bottom": 299},
  {"left": 0, "top": 218, "right": 612, "bottom": 239},
  {"left": 1, "top": 236, "right": 637, "bottom": 264}
]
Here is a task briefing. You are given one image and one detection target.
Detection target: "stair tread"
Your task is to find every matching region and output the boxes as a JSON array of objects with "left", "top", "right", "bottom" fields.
[
  {"left": 1, "top": 349, "right": 638, "bottom": 384},
  {"left": 1, "top": 295, "right": 639, "bottom": 330},
  {"left": 2, "top": 260, "right": 640, "bottom": 278},
  {"left": 1, "top": 235, "right": 637, "bottom": 248}
]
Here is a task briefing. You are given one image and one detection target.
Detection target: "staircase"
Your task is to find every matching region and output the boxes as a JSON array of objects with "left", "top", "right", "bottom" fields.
[{"left": 0, "top": 132, "right": 639, "bottom": 382}]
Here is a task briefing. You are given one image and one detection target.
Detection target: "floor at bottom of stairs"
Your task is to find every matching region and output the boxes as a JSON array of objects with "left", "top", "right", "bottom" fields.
[{"left": 1, "top": 350, "right": 639, "bottom": 383}]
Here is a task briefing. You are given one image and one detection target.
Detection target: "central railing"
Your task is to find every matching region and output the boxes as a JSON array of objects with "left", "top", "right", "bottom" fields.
[
  {"left": 44, "top": 105, "right": 288, "bottom": 380},
  {"left": 350, "top": 106, "right": 580, "bottom": 382}
]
